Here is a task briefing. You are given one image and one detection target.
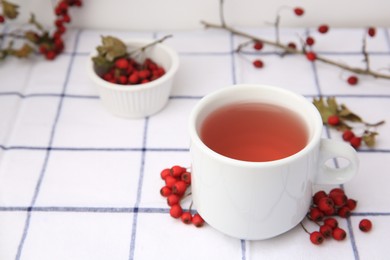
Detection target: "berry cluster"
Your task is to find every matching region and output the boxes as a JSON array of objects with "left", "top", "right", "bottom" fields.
[
  {"left": 0, "top": 0, "right": 82, "bottom": 60},
  {"left": 304, "top": 188, "right": 372, "bottom": 245},
  {"left": 38, "top": 0, "right": 83, "bottom": 60},
  {"left": 100, "top": 57, "right": 166, "bottom": 85},
  {"left": 160, "top": 165, "right": 205, "bottom": 227}
]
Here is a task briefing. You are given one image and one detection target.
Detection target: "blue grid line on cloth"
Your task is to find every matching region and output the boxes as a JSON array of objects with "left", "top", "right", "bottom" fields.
[
  {"left": 14, "top": 29, "right": 83, "bottom": 260},
  {"left": 0, "top": 28, "right": 389, "bottom": 260}
]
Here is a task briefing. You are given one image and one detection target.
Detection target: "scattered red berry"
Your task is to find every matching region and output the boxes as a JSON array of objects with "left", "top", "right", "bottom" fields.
[
  {"left": 338, "top": 206, "right": 351, "bottom": 218},
  {"left": 172, "top": 181, "right": 187, "bottom": 196},
  {"left": 167, "top": 194, "right": 181, "bottom": 207},
  {"left": 170, "top": 204, "right": 183, "bottom": 218},
  {"left": 319, "top": 225, "right": 333, "bottom": 238},
  {"left": 332, "top": 227, "right": 347, "bottom": 241},
  {"left": 192, "top": 213, "right": 205, "bottom": 227},
  {"left": 350, "top": 136, "right": 362, "bottom": 149},
  {"left": 181, "top": 171, "right": 191, "bottom": 185},
  {"left": 0, "top": 15, "right": 5, "bottom": 23},
  {"left": 359, "top": 219, "right": 372, "bottom": 232},
  {"left": 313, "top": 190, "right": 328, "bottom": 205},
  {"left": 310, "top": 231, "right": 325, "bottom": 245},
  {"left": 327, "top": 115, "right": 340, "bottom": 126},
  {"left": 294, "top": 7, "right": 305, "bottom": 16},
  {"left": 160, "top": 168, "right": 171, "bottom": 180},
  {"left": 309, "top": 207, "right": 324, "bottom": 221},
  {"left": 347, "top": 75, "right": 358, "bottom": 86},
  {"left": 171, "top": 165, "right": 186, "bottom": 178},
  {"left": 181, "top": 212, "right": 193, "bottom": 224},
  {"left": 253, "top": 59, "right": 264, "bottom": 68},
  {"left": 324, "top": 218, "right": 339, "bottom": 229},
  {"left": 342, "top": 130, "right": 355, "bottom": 141},
  {"left": 160, "top": 186, "right": 172, "bottom": 197},
  {"left": 318, "top": 197, "right": 335, "bottom": 213},
  {"left": 367, "top": 27, "right": 376, "bottom": 37},
  {"left": 253, "top": 41, "right": 264, "bottom": 50},
  {"left": 306, "top": 36, "right": 315, "bottom": 46},
  {"left": 306, "top": 51, "right": 316, "bottom": 61},
  {"left": 346, "top": 199, "right": 357, "bottom": 211},
  {"left": 318, "top": 25, "right": 329, "bottom": 34}
]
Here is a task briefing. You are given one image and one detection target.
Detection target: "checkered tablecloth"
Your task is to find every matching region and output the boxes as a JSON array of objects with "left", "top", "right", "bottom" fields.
[{"left": 1, "top": 27, "right": 390, "bottom": 260}]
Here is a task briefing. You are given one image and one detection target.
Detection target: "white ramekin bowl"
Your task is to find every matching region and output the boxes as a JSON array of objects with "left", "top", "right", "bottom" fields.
[{"left": 88, "top": 39, "right": 179, "bottom": 118}]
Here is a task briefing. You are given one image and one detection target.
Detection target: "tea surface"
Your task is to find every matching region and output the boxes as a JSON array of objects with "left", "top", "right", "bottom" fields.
[{"left": 200, "top": 102, "right": 308, "bottom": 162}]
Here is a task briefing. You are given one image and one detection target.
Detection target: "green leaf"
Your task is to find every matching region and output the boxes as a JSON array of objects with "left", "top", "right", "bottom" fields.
[{"left": 2, "top": 0, "right": 19, "bottom": 19}]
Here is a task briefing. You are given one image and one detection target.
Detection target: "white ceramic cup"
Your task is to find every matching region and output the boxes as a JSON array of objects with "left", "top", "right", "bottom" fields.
[{"left": 189, "top": 84, "right": 359, "bottom": 240}]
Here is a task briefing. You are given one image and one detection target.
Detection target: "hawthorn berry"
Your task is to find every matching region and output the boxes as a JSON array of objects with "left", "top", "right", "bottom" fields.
[
  {"left": 359, "top": 219, "right": 372, "bottom": 232},
  {"left": 313, "top": 190, "right": 327, "bottom": 205},
  {"left": 160, "top": 186, "right": 172, "bottom": 197},
  {"left": 350, "top": 136, "right": 362, "bottom": 149},
  {"left": 172, "top": 181, "right": 187, "bottom": 196},
  {"left": 181, "top": 171, "right": 191, "bottom": 185},
  {"left": 332, "top": 227, "right": 347, "bottom": 241},
  {"left": 170, "top": 204, "right": 183, "bottom": 218},
  {"left": 165, "top": 175, "right": 177, "bottom": 188},
  {"left": 346, "top": 199, "right": 357, "bottom": 211},
  {"left": 294, "top": 7, "right": 305, "bottom": 16},
  {"left": 167, "top": 194, "right": 181, "bottom": 206},
  {"left": 306, "top": 51, "right": 316, "bottom": 62},
  {"left": 287, "top": 42, "right": 297, "bottom": 50},
  {"left": 253, "top": 59, "right": 264, "bottom": 68},
  {"left": 319, "top": 224, "right": 333, "bottom": 238},
  {"left": 342, "top": 130, "right": 355, "bottom": 141},
  {"left": 310, "top": 231, "right": 324, "bottom": 245},
  {"left": 160, "top": 168, "right": 171, "bottom": 180},
  {"left": 309, "top": 207, "right": 324, "bottom": 221},
  {"left": 0, "top": 15, "right": 4, "bottom": 23},
  {"left": 192, "top": 213, "right": 205, "bottom": 227},
  {"left": 367, "top": 27, "right": 376, "bottom": 38},
  {"left": 338, "top": 206, "right": 351, "bottom": 218},
  {"left": 306, "top": 36, "right": 315, "bottom": 46},
  {"left": 171, "top": 165, "right": 186, "bottom": 178},
  {"left": 324, "top": 217, "right": 338, "bottom": 229},
  {"left": 115, "top": 58, "right": 129, "bottom": 70},
  {"left": 253, "top": 41, "right": 264, "bottom": 50},
  {"left": 318, "top": 197, "right": 334, "bottom": 212},
  {"left": 347, "top": 75, "right": 358, "bottom": 86},
  {"left": 327, "top": 115, "right": 340, "bottom": 126},
  {"left": 332, "top": 193, "right": 347, "bottom": 207},
  {"left": 128, "top": 72, "right": 140, "bottom": 84},
  {"left": 318, "top": 25, "right": 329, "bottom": 34},
  {"left": 181, "top": 212, "right": 193, "bottom": 224}
]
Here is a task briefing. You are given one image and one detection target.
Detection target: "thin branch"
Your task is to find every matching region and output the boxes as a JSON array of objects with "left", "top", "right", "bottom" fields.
[
  {"left": 128, "top": 34, "right": 173, "bottom": 55},
  {"left": 219, "top": 0, "right": 226, "bottom": 27},
  {"left": 200, "top": 20, "right": 390, "bottom": 80}
]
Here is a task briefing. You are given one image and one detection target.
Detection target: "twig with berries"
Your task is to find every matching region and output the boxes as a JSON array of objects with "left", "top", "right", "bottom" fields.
[
  {"left": 201, "top": 0, "right": 390, "bottom": 82},
  {"left": 302, "top": 188, "right": 372, "bottom": 245},
  {"left": 160, "top": 165, "right": 205, "bottom": 227},
  {"left": 313, "top": 96, "right": 385, "bottom": 149},
  {"left": 0, "top": 0, "right": 82, "bottom": 61}
]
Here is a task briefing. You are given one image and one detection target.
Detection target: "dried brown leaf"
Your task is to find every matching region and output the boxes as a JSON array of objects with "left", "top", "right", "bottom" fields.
[{"left": 2, "top": 0, "right": 19, "bottom": 19}]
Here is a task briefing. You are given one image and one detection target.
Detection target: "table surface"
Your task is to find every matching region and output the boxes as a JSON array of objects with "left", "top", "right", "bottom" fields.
[{"left": 1, "top": 27, "right": 390, "bottom": 260}]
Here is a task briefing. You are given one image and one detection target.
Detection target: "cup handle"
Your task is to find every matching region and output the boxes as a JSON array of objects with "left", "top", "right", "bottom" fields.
[{"left": 315, "top": 139, "right": 359, "bottom": 185}]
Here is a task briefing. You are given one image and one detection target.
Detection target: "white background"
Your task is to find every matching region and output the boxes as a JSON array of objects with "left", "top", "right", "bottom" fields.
[{"left": 11, "top": 0, "right": 390, "bottom": 30}]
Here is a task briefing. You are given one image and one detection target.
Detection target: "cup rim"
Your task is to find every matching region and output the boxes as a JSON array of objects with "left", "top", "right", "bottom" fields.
[
  {"left": 189, "top": 84, "right": 323, "bottom": 167},
  {"left": 87, "top": 38, "right": 179, "bottom": 92}
]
